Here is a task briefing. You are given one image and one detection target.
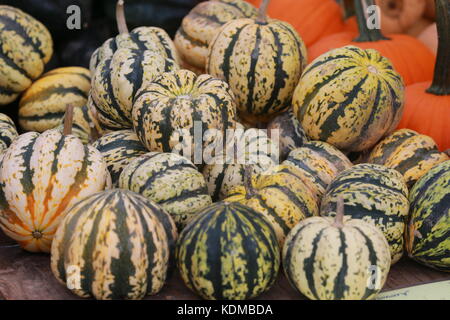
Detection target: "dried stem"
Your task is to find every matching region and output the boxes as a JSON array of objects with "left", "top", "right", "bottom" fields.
[
  {"left": 63, "top": 104, "right": 74, "bottom": 136},
  {"left": 116, "top": 0, "right": 129, "bottom": 34}
]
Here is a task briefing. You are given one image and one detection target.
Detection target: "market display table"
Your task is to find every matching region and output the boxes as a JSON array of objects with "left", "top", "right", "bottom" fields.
[{"left": 1, "top": 231, "right": 449, "bottom": 300}]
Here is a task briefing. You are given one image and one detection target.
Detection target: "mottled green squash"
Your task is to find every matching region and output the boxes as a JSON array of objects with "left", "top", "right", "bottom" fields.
[{"left": 0, "top": 113, "right": 18, "bottom": 153}]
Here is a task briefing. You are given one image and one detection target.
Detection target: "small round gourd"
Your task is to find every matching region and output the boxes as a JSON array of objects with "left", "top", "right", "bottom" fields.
[
  {"left": 51, "top": 189, "right": 177, "bottom": 300},
  {"left": 176, "top": 202, "right": 280, "bottom": 300},
  {"left": 0, "top": 113, "right": 18, "bottom": 154}
]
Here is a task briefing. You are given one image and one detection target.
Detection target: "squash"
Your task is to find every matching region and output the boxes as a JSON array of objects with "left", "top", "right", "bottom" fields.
[
  {"left": 132, "top": 69, "right": 236, "bottom": 164},
  {"left": 321, "top": 163, "right": 409, "bottom": 264},
  {"left": 368, "top": 129, "right": 449, "bottom": 189},
  {"left": 175, "top": 0, "right": 258, "bottom": 71},
  {"left": 397, "top": 0, "right": 450, "bottom": 151},
  {"left": 118, "top": 152, "right": 212, "bottom": 229},
  {"left": 225, "top": 164, "right": 319, "bottom": 247},
  {"left": 207, "top": 0, "right": 307, "bottom": 125},
  {"left": 0, "top": 106, "right": 111, "bottom": 253},
  {"left": 0, "top": 113, "right": 18, "bottom": 154},
  {"left": 267, "top": 110, "right": 308, "bottom": 161},
  {"left": 283, "top": 198, "right": 391, "bottom": 300},
  {"left": 176, "top": 201, "right": 280, "bottom": 300},
  {"left": 406, "top": 160, "right": 450, "bottom": 272},
  {"left": 283, "top": 141, "right": 353, "bottom": 197},
  {"left": 293, "top": 45, "right": 405, "bottom": 152},
  {"left": 202, "top": 125, "right": 277, "bottom": 201},
  {"left": 18, "top": 67, "right": 91, "bottom": 132},
  {"left": 92, "top": 130, "right": 147, "bottom": 186},
  {"left": 51, "top": 189, "right": 177, "bottom": 299},
  {"left": 0, "top": 5, "right": 53, "bottom": 105},
  {"left": 308, "top": 0, "right": 435, "bottom": 86}
]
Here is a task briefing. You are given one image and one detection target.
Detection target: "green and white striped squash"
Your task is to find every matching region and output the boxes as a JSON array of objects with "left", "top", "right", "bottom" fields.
[
  {"left": 321, "top": 163, "right": 409, "bottom": 264},
  {"left": 176, "top": 201, "right": 280, "bottom": 300},
  {"left": 293, "top": 45, "right": 405, "bottom": 152},
  {"left": 51, "top": 189, "right": 177, "bottom": 300},
  {"left": 118, "top": 152, "right": 212, "bottom": 229},
  {"left": 0, "top": 113, "right": 18, "bottom": 154},
  {"left": 92, "top": 130, "right": 147, "bottom": 186},
  {"left": 18, "top": 67, "right": 91, "bottom": 132},
  {"left": 283, "top": 209, "right": 391, "bottom": 300},
  {"left": 282, "top": 141, "right": 353, "bottom": 198},
  {"left": 0, "top": 5, "right": 53, "bottom": 105},
  {"left": 0, "top": 129, "right": 111, "bottom": 253},
  {"left": 406, "top": 160, "right": 450, "bottom": 272}
]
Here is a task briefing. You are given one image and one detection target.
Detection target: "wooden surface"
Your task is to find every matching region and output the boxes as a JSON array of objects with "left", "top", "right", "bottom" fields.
[{"left": 0, "top": 230, "right": 449, "bottom": 300}]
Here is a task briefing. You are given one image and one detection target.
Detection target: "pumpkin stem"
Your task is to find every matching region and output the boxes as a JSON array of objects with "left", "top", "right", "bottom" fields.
[
  {"left": 244, "top": 165, "right": 256, "bottom": 199},
  {"left": 338, "top": 0, "right": 356, "bottom": 19},
  {"left": 116, "top": 0, "right": 129, "bottom": 35},
  {"left": 256, "top": 0, "right": 270, "bottom": 24},
  {"left": 63, "top": 104, "right": 74, "bottom": 136},
  {"left": 427, "top": 0, "right": 450, "bottom": 95},
  {"left": 333, "top": 197, "right": 345, "bottom": 228},
  {"left": 353, "top": 0, "right": 390, "bottom": 42}
]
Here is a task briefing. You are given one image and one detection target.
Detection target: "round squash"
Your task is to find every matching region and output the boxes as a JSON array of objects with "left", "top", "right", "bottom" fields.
[
  {"left": 293, "top": 45, "right": 405, "bottom": 152},
  {"left": 406, "top": 160, "right": 450, "bottom": 272},
  {"left": 175, "top": 0, "right": 258, "bottom": 71},
  {"left": 0, "top": 113, "right": 18, "bottom": 154},
  {"left": 19, "top": 67, "right": 91, "bottom": 132},
  {"left": 368, "top": 129, "right": 449, "bottom": 189},
  {"left": 283, "top": 199, "right": 391, "bottom": 300},
  {"left": 207, "top": 0, "right": 307, "bottom": 125},
  {"left": 282, "top": 141, "right": 353, "bottom": 197},
  {"left": 51, "top": 189, "right": 177, "bottom": 299},
  {"left": 0, "top": 5, "right": 53, "bottom": 105},
  {"left": 118, "top": 152, "right": 212, "bottom": 229},
  {"left": 176, "top": 201, "right": 280, "bottom": 300},
  {"left": 225, "top": 164, "right": 319, "bottom": 247},
  {"left": 321, "top": 163, "right": 409, "bottom": 264},
  {"left": 132, "top": 69, "right": 236, "bottom": 164},
  {"left": 92, "top": 130, "right": 147, "bottom": 186}
]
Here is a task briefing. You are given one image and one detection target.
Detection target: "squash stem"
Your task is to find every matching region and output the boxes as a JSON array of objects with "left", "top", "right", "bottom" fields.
[
  {"left": 63, "top": 104, "right": 74, "bottom": 136},
  {"left": 244, "top": 166, "right": 256, "bottom": 199},
  {"left": 427, "top": 0, "right": 450, "bottom": 95},
  {"left": 333, "top": 198, "right": 345, "bottom": 228},
  {"left": 353, "top": 0, "right": 389, "bottom": 42},
  {"left": 116, "top": 0, "right": 129, "bottom": 34},
  {"left": 256, "top": 0, "right": 270, "bottom": 24}
]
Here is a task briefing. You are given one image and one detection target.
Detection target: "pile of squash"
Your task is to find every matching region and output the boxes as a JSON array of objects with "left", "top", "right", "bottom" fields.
[{"left": 0, "top": 0, "right": 448, "bottom": 301}]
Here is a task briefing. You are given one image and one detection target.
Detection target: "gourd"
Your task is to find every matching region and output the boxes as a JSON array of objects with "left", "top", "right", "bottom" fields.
[
  {"left": 321, "top": 163, "right": 409, "bottom": 264},
  {"left": 118, "top": 152, "right": 212, "bottom": 229},
  {"left": 283, "top": 141, "right": 353, "bottom": 197},
  {"left": 368, "top": 129, "right": 449, "bottom": 188},
  {"left": 18, "top": 67, "right": 91, "bottom": 132},
  {"left": 132, "top": 69, "right": 236, "bottom": 164},
  {"left": 0, "top": 5, "right": 53, "bottom": 105},
  {"left": 51, "top": 189, "right": 178, "bottom": 299},
  {"left": 397, "top": 0, "right": 450, "bottom": 151},
  {"left": 92, "top": 130, "right": 147, "bottom": 186},
  {"left": 0, "top": 113, "right": 18, "bottom": 155},
  {"left": 225, "top": 164, "right": 319, "bottom": 247},
  {"left": 293, "top": 45, "right": 405, "bottom": 152},
  {"left": 308, "top": 0, "right": 435, "bottom": 86},
  {"left": 0, "top": 106, "right": 111, "bottom": 253},
  {"left": 175, "top": 0, "right": 258, "bottom": 71},
  {"left": 406, "top": 160, "right": 450, "bottom": 272},
  {"left": 207, "top": 0, "right": 307, "bottom": 125},
  {"left": 176, "top": 201, "right": 280, "bottom": 300},
  {"left": 283, "top": 199, "right": 391, "bottom": 300}
]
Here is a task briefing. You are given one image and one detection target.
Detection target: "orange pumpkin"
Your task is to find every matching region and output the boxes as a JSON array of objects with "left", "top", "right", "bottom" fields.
[
  {"left": 397, "top": 0, "right": 450, "bottom": 151},
  {"left": 308, "top": 0, "right": 435, "bottom": 85}
]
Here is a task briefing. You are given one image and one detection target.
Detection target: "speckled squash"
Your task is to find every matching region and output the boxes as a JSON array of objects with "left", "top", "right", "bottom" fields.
[
  {"left": 282, "top": 141, "right": 353, "bottom": 197},
  {"left": 321, "top": 163, "right": 409, "bottom": 264},
  {"left": 132, "top": 69, "right": 236, "bottom": 163},
  {"left": 0, "top": 5, "right": 53, "bottom": 105},
  {"left": 0, "top": 128, "right": 111, "bottom": 253},
  {"left": 51, "top": 189, "right": 178, "bottom": 300},
  {"left": 0, "top": 113, "right": 18, "bottom": 154},
  {"left": 406, "top": 160, "right": 450, "bottom": 272},
  {"left": 368, "top": 129, "right": 449, "bottom": 189},
  {"left": 283, "top": 204, "right": 391, "bottom": 300},
  {"left": 225, "top": 164, "right": 319, "bottom": 247},
  {"left": 176, "top": 201, "right": 280, "bottom": 300},
  {"left": 293, "top": 45, "right": 405, "bottom": 152},
  {"left": 174, "top": 0, "right": 258, "bottom": 71},
  {"left": 207, "top": 0, "right": 307, "bottom": 124},
  {"left": 118, "top": 152, "right": 212, "bottom": 229},
  {"left": 92, "top": 130, "right": 147, "bottom": 186},
  {"left": 18, "top": 67, "right": 91, "bottom": 132}
]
